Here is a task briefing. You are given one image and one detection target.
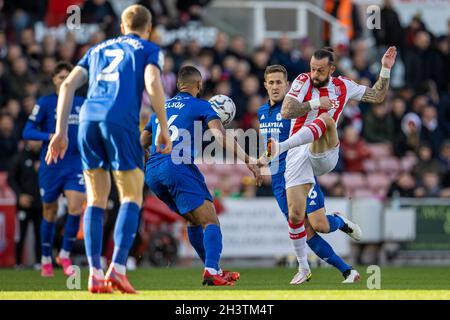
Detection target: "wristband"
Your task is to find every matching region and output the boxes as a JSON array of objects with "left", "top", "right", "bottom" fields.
[
  {"left": 309, "top": 99, "right": 321, "bottom": 111},
  {"left": 380, "top": 67, "right": 391, "bottom": 78}
]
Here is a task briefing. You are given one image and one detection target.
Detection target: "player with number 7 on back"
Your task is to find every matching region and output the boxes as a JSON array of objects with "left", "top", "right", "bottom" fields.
[{"left": 46, "top": 4, "right": 172, "bottom": 294}]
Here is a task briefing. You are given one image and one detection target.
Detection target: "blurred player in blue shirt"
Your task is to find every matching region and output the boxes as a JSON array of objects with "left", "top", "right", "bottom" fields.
[
  {"left": 141, "top": 66, "right": 261, "bottom": 286},
  {"left": 46, "top": 5, "right": 171, "bottom": 294},
  {"left": 23, "top": 61, "right": 85, "bottom": 278},
  {"left": 258, "top": 65, "right": 361, "bottom": 284}
]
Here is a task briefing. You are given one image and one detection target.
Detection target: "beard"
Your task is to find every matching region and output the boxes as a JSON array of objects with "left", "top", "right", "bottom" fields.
[{"left": 311, "top": 76, "right": 329, "bottom": 88}]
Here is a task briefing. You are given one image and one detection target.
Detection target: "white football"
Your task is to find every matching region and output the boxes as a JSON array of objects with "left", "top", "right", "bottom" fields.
[{"left": 208, "top": 94, "right": 236, "bottom": 126}]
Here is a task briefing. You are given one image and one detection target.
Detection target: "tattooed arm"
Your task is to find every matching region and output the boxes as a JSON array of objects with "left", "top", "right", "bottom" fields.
[
  {"left": 360, "top": 76, "right": 390, "bottom": 104},
  {"left": 361, "top": 46, "right": 397, "bottom": 104},
  {"left": 281, "top": 96, "right": 312, "bottom": 119}
]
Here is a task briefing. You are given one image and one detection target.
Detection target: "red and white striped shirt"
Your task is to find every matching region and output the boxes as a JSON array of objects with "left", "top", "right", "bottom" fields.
[{"left": 286, "top": 73, "right": 367, "bottom": 136}]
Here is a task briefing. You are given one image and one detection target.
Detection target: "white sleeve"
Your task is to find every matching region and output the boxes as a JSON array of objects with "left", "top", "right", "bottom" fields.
[
  {"left": 287, "top": 73, "right": 311, "bottom": 103},
  {"left": 341, "top": 77, "right": 368, "bottom": 101}
]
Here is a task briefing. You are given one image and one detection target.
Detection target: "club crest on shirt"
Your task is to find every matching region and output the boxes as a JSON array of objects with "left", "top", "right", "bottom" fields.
[
  {"left": 291, "top": 80, "right": 304, "bottom": 92},
  {"left": 334, "top": 86, "right": 341, "bottom": 96},
  {"left": 276, "top": 113, "right": 282, "bottom": 121}
]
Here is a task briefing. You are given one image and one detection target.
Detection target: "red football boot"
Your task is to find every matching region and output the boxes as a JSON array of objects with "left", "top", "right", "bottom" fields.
[
  {"left": 202, "top": 270, "right": 234, "bottom": 286},
  {"left": 41, "top": 263, "right": 54, "bottom": 277},
  {"left": 88, "top": 275, "right": 113, "bottom": 294},
  {"left": 221, "top": 270, "right": 240, "bottom": 282},
  {"left": 105, "top": 266, "right": 137, "bottom": 294},
  {"left": 56, "top": 256, "right": 74, "bottom": 276}
]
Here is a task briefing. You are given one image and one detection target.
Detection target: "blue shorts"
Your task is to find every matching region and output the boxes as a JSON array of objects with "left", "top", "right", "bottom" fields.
[
  {"left": 145, "top": 160, "right": 213, "bottom": 215},
  {"left": 78, "top": 121, "right": 144, "bottom": 171},
  {"left": 271, "top": 175, "right": 325, "bottom": 220},
  {"left": 39, "top": 166, "right": 85, "bottom": 203}
]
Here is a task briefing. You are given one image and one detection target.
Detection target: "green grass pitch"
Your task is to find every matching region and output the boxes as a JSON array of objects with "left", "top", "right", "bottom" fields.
[{"left": 0, "top": 266, "right": 449, "bottom": 300}]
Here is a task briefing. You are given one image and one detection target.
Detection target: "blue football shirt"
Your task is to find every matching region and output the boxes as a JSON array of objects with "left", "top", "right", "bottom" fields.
[
  {"left": 77, "top": 33, "right": 163, "bottom": 132},
  {"left": 24, "top": 93, "right": 85, "bottom": 169},
  {"left": 145, "top": 92, "right": 220, "bottom": 167},
  {"left": 257, "top": 100, "right": 291, "bottom": 175}
]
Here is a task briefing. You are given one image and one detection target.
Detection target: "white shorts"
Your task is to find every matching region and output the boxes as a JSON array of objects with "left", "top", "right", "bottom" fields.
[
  {"left": 284, "top": 144, "right": 339, "bottom": 189},
  {"left": 308, "top": 144, "right": 340, "bottom": 177}
]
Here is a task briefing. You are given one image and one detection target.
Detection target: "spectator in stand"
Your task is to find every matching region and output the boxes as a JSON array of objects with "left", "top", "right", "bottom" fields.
[
  {"left": 439, "top": 141, "right": 450, "bottom": 189},
  {"left": 233, "top": 74, "right": 260, "bottom": 122},
  {"left": 203, "top": 64, "right": 223, "bottom": 97},
  {"left": 81, "top": 0, "right": 118, "bottom": 38},
  {"left": 250, "top": 48, "right": 270, "bottom": 92},
  {"left": 363, "top": 102, "right": 394, "bottom": 143},
  {"left": 399, "top": 112, "right": 422, "bottom": 155},
  {"left": 414, "top": 171, "right": 442, "bottom": 198},
  {"left": 7, "top": 139, "right": 42, "bottom": 267},
  {"left": 420, "top": 105, "right": 444, "bottom": 157},
  {"left": 212, "top": 32, "right": 230, "bottom": 66},
  {"left": 36, "top": 56, "right": 56, "bottom": 96},
  {"left": 241, "top": 95, "right": 262, "bottom": 131},
  {"left": 4, "top": 98, "right": 25, "bottom": 139},
  {"left": 404, "top": 30, "right": 435, "bottom": 91},
  {"left": 169, "top": 40, "right": 186, "bottom": 74},
  {"left": 0, "top": 113, "right": 18, "bottom": 171},
  {"left": 412, "top": 144, "right": 445, "bottom": 179},
  {"left": 270, "top": 35, "right": 308, "bottom": 81},
  {"left": 432, "top": 36, "right": 450, "bottom": 93},
  {"left": 161, "top": 54, "right": 177, "bottom": 98},
  {"left": 176, "top": 0, "right": 211, "bottom": 24},
  {"left": 229, "top": 35, "right": 248, "bottom": 61},
  {"left": 372, "top": 0, "right": 405, "bottom": 52},
  {"left": 341, "top": 126, "right": 371, "bottom": 172},
  {"left": 342, "top": 99, "right": 363, "bottom": 134},
  {"left": 387, "top": 172, "right": 416, "bottom": 198},
  {"left": 7, "top": 56, "right": 33, "bottom": 100},
  {"left": 138, "top": 0, "right": 170, "bottom": 27}
]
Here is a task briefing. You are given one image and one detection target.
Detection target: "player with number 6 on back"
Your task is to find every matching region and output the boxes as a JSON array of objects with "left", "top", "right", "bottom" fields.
[{"left": 46, "top": 4, "right": 172, "bottom": 294}]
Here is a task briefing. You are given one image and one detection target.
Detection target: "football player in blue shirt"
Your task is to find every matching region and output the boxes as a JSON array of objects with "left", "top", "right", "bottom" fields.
[
  {"left": 23, "top": 61, "right": 85, "bottom": 278},
  {"left": 258, "top": 65, "right": 361, "bottom": 283},
  {"left": 46, "top": 5, "right": 172, "bottom": 294},
  {"left": 141, "top": 66, "right": 261, "bottom": 286}
]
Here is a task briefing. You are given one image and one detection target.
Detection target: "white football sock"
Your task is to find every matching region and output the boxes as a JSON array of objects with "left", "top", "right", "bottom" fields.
[
  {"left": 288, "top": 220, "right": 310, "bottom": 270},
  {"left": 90, "top": 267, "right": 104, "bottom": 279},
  {"left": 59, "top": 249, "right": 70, "bottom": 259},
  {"left": 111, "top": 263, "right": 126, "bottom": 275},
  {"left": 279, "top": 118, "right": 327, "bottom": 153},
  {"left": 41, "top": 256, "right": 52, "bottom": 264}
]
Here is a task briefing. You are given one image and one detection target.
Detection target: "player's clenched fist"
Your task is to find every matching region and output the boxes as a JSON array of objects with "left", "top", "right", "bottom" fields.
[
  {"left": 156, "top": 128, "right": 172, "bottom": 154},
  {"left": 319, "top": 97, "right": 333, "bottom": 110}
]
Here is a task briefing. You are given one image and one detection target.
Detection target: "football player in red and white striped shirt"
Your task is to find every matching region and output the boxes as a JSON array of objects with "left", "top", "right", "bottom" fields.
[{"left": 258, "top": 46, "right": 396, "bottom": 283}]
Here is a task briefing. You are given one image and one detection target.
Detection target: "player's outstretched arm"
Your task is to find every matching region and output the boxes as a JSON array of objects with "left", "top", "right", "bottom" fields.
[
  {"left": 208, "top": 119, "right": 262, "bottom": 186},
  {"left": 46, "top": 66, "right": 87, "bottom": 164},
  {"left": 360, "top": 46, "right": 397, "bottom": 104},
  {"left": 144, "top": 64, "right": 172, "bottom": 154}
]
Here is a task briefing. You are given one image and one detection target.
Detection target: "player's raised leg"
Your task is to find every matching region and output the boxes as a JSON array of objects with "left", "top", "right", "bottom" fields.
[
  {"left": 104, "top": 169, "right": 144, "bottom": 294},
  {"left": 56, "top": 189, "right": 84, "bottom": 276},
  {"left": 83, "top": 168, "right": 113, "bottom": 293},
  {"left": 286, "top": 184, "right": 312, "bottom": 284},
  {"left": 40, "top": 202, "right": 58, "bottom": 277}
]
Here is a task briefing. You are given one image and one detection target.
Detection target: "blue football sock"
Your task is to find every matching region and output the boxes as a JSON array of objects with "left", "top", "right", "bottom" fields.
[
  {"left": 62, "top": 214, "right": 81, "bottom": 253},
  {"left": 83, "top": 206, "right": 104, "bottom": 269},
  {"left": 203, "top": 224, "right": 222, "bottom": 271},
  {"left": 187, "top": 225, "right": 205, "bottom": 263},
  {"left": 112, "top": 202, "right": 140, "bottom": 266},
  {"left": 40, "top": 219, "right": 56, "bottom": 258},
  {"left": 307, "top": 233, "right": 351, "bottom": 274},
  {"left": 327, "top": 214, "right": 345, "bottom": 232}
]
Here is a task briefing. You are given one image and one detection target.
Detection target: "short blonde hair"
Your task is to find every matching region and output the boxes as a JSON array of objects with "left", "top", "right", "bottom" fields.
[{"left": 121, "top": 4, "right": 152, "bottom": 32}]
